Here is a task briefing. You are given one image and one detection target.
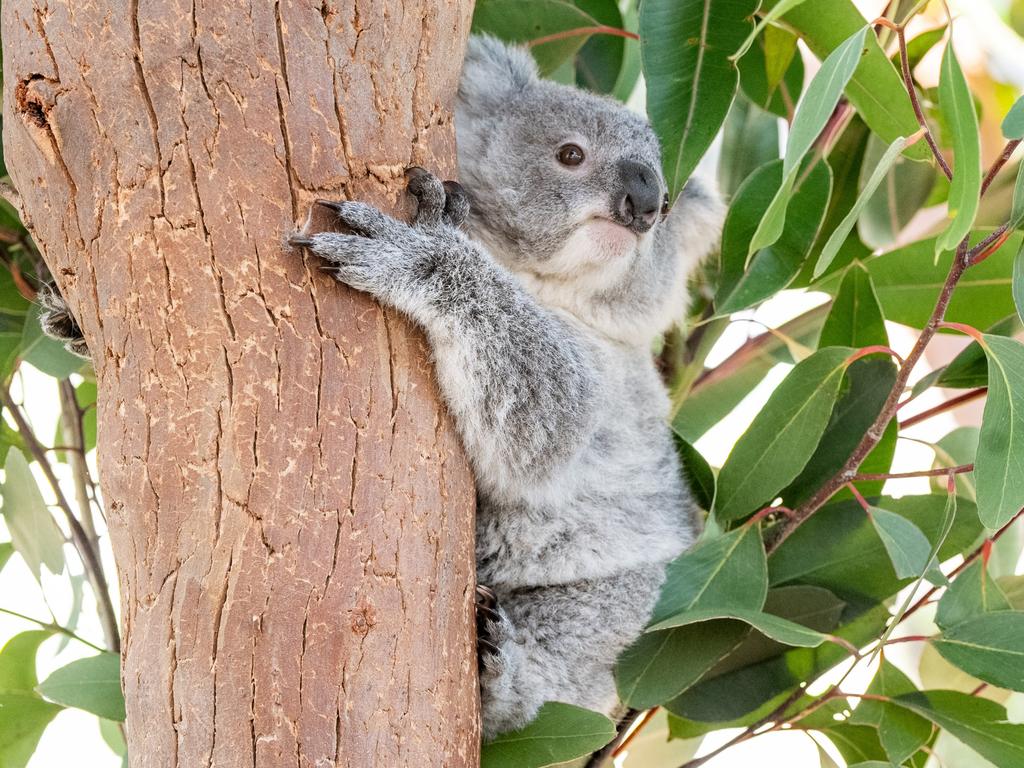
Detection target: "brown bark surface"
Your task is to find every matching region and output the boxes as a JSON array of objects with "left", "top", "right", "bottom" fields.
[{"left": 2, "top": 1, "right": 478, "bottom": 766}]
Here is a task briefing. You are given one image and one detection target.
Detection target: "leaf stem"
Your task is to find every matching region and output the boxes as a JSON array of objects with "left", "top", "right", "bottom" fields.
[
  {"left": 528, "top": 25, "right": 639, "bottom": 48},
  {"left": 0, "top": 605, "right": 106, "bottom": 653},
  {"left": 893, "top": 22, "right": 953, "bottom": 179},
  {"left": 852, "top": 463, "right": 974, "bottom": 481},
  {"left": 900, "top": 387, "right": 987, "bottom": 428},
  {"left": 981, "top": 139, "right": 1022, "bottom": 196},
  {"left": 0, "top": 386, "right": 120, "bottom": 652}
]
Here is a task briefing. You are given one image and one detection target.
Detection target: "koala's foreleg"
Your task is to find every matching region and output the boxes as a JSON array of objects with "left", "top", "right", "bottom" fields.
[{"left": 293, "top": 171, "right": 599, "bottom": 493}]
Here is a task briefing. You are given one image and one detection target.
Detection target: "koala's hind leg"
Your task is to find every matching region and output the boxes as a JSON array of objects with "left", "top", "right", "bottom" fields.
[{"left": 478, "top": 566, "right": 665, "bottom": 740}]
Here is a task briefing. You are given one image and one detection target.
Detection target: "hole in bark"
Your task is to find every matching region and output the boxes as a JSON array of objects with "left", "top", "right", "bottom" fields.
[{"left": 15, "top": 75, "right": 52, "bottom": 129}]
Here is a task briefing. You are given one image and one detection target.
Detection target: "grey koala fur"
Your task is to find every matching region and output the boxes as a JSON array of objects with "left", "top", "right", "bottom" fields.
[
  {"left": 297, "top": 36, "right": 724, "bottom": 738},
  {"left": 38, "top": 34, "right": 725, "bottom": 740}
]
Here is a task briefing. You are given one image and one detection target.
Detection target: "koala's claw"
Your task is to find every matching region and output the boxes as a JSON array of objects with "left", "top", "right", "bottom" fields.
[
  {"left": 476, "top": 584, "right": 511, "bottom": 673},
  {"left": 442, "top": 180, "right": 470, "bottom": 228},
  {"left": 288, "top": 235, "right": 314, "bottom": 248}
]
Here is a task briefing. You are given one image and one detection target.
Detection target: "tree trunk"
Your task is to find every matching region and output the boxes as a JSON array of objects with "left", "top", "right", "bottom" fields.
[{"left": 2, "top": 1, "right": 479, "bottom": 766}]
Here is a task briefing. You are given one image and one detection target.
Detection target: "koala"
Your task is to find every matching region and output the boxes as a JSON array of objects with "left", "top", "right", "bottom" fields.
[
  {"left": 39, "top": 34, "right": 724, "bottom": 740},
  {"left": 293, "top": 36, "right": 724, "bottom": 738}
]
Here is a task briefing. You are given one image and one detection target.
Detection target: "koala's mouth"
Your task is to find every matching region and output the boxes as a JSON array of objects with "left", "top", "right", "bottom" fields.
[{"left": 589, "top": 216, "right": 643, "bottom": 239}]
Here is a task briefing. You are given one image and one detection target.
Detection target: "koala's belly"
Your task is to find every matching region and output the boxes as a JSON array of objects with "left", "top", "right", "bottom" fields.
[{"left": 475, "top": 429, "right": 694, "bottom": 590}]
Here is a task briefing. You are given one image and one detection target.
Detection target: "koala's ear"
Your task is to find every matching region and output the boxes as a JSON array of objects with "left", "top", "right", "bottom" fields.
[{"left": 459, "top": 35, "right": 537, "bottom": 112}]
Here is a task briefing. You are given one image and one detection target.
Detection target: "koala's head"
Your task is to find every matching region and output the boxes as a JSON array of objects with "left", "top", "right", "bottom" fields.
[{"left": 455, "top": 35, "right": 722, "bottom": 341}]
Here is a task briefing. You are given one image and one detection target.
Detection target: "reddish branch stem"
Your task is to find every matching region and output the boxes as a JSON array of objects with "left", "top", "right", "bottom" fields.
[
  {"left": 900, "top": 388, "right": 987, "bottom": 428},
  {"left": 982, "top": 139, "right": 1022, "bottom": 196},
  {"left": 893, "top": 23, "right": 953, "bottom": 179},
  {"left": 528, "top": 26, "right": 639, "bottom": 47},
  {"left": 853, "top": 463, "right": 974, "bottom": 481}
]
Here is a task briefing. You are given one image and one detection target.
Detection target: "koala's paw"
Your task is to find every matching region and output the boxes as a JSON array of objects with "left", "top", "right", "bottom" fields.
[
  {"left": 290, "top": 200, "right": 422, "bottom": 294},
  {"left": 406, "top": 166, "right": 469, "bottom": 229},
  {"left": 476, "top": 584, "right": 514, "bottom": 678},
  {"left": 38, "top": 285, "right": 90, "bottom": 359}
]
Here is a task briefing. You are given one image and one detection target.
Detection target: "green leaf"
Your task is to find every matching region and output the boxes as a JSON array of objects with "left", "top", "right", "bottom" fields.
[
  {"left": 933, "top": 612, "right": 1024, "bottom": 693},
  {"left": 934, "top": 42, "right": 982, "bottom": 255},
  {"left": 480, "top": 701, "right": 615, "bottom": 767},
  {"left": 935, "top": 559, "right": 1010, "bottom": 631},
  {"left": 36, "top": 652, "right": 125, "bottom": 721},
  {"left": 820, "top": 724, "right": 890, "bottom": 765},
  {"left": 1002, "top": 95, "right": 1024, "bottom": 139},
  {"left": 717, "top": 159, "right": 832, "bottom": 314},
  {"left": 748, "top": 26, "right": 867, "bottom": 256},
  {"left": 99, "top": 717, "right": 127, "bottom": 757},
  {"left": 930, "top": 315, "right": 1023, "bottom": 391},
  {"left": 574, "top": 0, "right": 625, "bottom": 95},
  {"left": 858, "top": 136, "right": 937, "bottom": 251},
  {"left": 471, "top": 0, "right": 599, "bottom": 75},
  {"left": 0, "top": 541, "right": 13, "bottom": 573},
  {"left": 769, "top": 494, "right": 983, "bottom": 604},
  {"left": 893, "top": 690, "right": 1024, "bottom": 767},
  {"left": 0, "top": 631, "right": 52, "bottom": 693},
  {"left": 0, "top": 692, "right": 63, "bottom": 768},
  {"left": 1, "top": 447, "right": 65, "bottom": 581},
  {"left": 53, "top": 379, "right": 97, "bottom": 462},
  {"left": 869, "top": 507, "right": 932, "bottom": 579},
  {"left": 718, "top": 96, "right": 781, "bottom": 197},
  {"left": 647, "top": 606, "right": 827, "bottom": 647},
  {"left": 820, "top": 264, "right": 888, "bottom": 349},
  {"left": 616, "top": 620, "right": 750, "bottom": 708},
  {"left": 641, "top": 0, "right": 758, "bottom": 200},
  {"left": 850, "top": 660, "right": 933, "bottom": 764},
  {"left": 781, "top": 359, "right": 896, "bottom": 507},
  {"left": 1014, "top": 242, "right": 1024, "bottom": 326},
  {"left": 930, "top": 427, "right": 980, "bottom": 501},
  {"left": 814, "top": 133, "right": 914, "bottom": 277},
  {"left": 672, "top": 432, "right": 715, "bottom": 512},
  {"left": 1009, "top": 161, "right": 1024, "bottom": 232},
  {"left": 737, "top": 29, "right": 804, "bottom": 118},
  {"left": 760, "top": 0, "right": 928, "bottom": 162},
  {"left": 867, "top": 231, "right": 1023, "bottom": 331},
  {"left": 652, "top": 524, "right": 767, "bottom": 624},
  {"left": 733, "top": 0, "right": 810, "bottom": 59},
  {"left": 975, "top": 335, "right": 1024, "bottom": 529},
  {"left": 715, "top": 346, "right": 852, "bottom": 522}
]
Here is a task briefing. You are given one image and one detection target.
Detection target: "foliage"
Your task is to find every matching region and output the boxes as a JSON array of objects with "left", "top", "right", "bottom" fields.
[{"left": 474, "top": 0, "right": 1024, "bottom": 767}]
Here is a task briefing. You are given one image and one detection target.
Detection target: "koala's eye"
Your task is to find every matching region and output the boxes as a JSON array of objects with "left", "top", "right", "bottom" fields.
[
  {"left": 661, "top": 194, "right": 670, "bottom": 217},
  {"left": 556, "top": 143, "right": 585, "bottom": 167}
]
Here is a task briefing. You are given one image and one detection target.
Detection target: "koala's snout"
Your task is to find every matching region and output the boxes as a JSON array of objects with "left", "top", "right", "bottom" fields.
[{"left": 616, "top": 159, "right": 662, "bottom": 234}]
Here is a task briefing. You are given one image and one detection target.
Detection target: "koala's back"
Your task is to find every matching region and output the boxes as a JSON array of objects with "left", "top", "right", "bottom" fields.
[{"left": 475, "top": 329, "right": 698, "bottom": 592}]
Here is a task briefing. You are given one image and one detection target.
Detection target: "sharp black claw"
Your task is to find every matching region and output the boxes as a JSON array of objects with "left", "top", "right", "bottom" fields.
[
  {"left": 476, "top": 603, "right": 502, "bottom": 622},
  {"left": 475, "top": 584, "right": 498, "bottom": 608},
  {"left": 477, "top": 637, "right": 500, "bottom": 655},
  {"left": 289, "top": 236, "right": 314, "bottom": 248},
  {"left": 315, "top": 198, "right": 346, "bottom": 213},
  {"left": 443, "top": 180, "right": 465, "bottom": 196}
]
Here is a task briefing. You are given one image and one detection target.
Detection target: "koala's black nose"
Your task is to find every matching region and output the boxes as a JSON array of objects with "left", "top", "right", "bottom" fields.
[{"left": 617, "top": 160, "right": 662, "bottom": 233}]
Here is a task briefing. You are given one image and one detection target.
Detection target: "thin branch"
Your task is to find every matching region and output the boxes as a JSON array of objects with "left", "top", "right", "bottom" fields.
[
  {"left": 59, "top": 379, "right": 99, "bottom": 548},
  {"left": 768, "top": 240, "right": 973, "bottom": 553},
  {"left": 528, "top": 26, "right": 639, "bottom": 48},
  {"left": 0, "top": 606, "right": 106, "bottom": 653},
  {"left": 585, "top": 708, "right": 644, "bottom": 768},
  {"left": 853, "top": 463, "right": 974, "bottom": 482},
  {"left": 890, "top": 21, "right": 953, "bottom": 179},
  {"left": 981, "top": 139, "right": 1022, "bottom": 196},
  {"left": 0, "top": 386, "right": 120, "bottom": 652},
  {"left": 900, "top": 387, "right": 987, "bottom": 428}
]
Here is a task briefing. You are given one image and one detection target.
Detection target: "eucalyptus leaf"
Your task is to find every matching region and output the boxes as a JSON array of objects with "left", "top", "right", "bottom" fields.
[
  {"left": 715, "top": 346, "right": 852, "bottom": 522},
  {"left": 819, "top": 264, "right": 888, "bottom": 349},
  {"left": 934, "top": 42, "right": 982, "bottom": 256},
  {"left": 893, "top": 690, "right": 1024, "bottom": 767},
  {"left": 647, "top": 606, "right": 827, "bottom": 647},
  {"left": 869, "top": 507, "right": 932, "bottom": 579},
  {"left": 935, "top": 559, "right": 1010, "bottom": 631},
  {"left": 1, "top": 447, "right": 65, "bottom": 581},
  {"left": 471, "top": 0, "right": 598, "bottom": 75},
  {"left": 975, "top": 335, "right": 1024, "bottom": 529},
  {"left": 933, "top": 612, "right": 1024, "bottom": 693},
  {"left": 748, "top": 26, "right": 867, "bottom": 257},
  {"left": 1014, "top": 242, "right": 1023, "bottom": 326},
  {"left": 732, "top": 0, "right": 810, "bottom": 60},
  {"left": 1002, "top": 95, "right": 1024, "bottom": 140},
  {"left": 480, "top": 702, "right": 615, "bottom": 767},
  {"left": 36, "top": 652, "right": 125, "bottom": 721},
  {"left": 0, "top": 692, "right": 63, "bottom": 768},
  {"left": 0, "top": 631, "right": 52, "bottom": 693},
  {"left": 641, "top": 0, "right": 758, "bottom": 199},
  {"left": 850, "top": 660, "right": 933, "bottom": 764},
  {"left": 814, "top": 134, "right": 914, "bottom": 278}
]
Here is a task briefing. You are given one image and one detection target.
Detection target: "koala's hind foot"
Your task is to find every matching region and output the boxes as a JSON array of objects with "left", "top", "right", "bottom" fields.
[
  {"left": 476, "top": 584, "right": 512, "bottom": 672},
  {"left": 38, "top": 285, "right": 90, "bottom": 358}
]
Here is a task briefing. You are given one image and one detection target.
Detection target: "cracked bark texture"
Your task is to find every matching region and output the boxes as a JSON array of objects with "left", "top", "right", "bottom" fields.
[{"left": 2, "top": 1, "right": 479, "bottom": 766}]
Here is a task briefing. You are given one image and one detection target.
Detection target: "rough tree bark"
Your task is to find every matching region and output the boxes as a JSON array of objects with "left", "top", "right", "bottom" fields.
[{"left": 2, "top": 1, "right": 478, "bottom": 766}]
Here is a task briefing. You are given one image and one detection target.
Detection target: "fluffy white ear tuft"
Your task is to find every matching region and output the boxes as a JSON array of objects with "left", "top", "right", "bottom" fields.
[{"left": 459, "top": 35, "right": 538, "bottom": 113}]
